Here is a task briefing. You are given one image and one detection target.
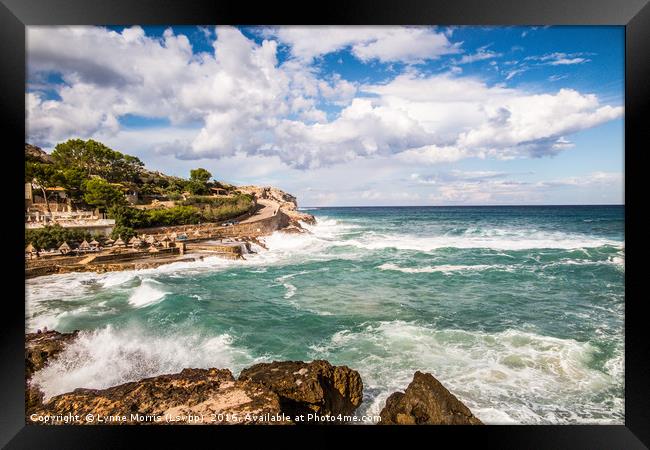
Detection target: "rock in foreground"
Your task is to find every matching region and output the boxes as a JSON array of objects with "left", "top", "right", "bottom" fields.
[
  {"left": 30, "top": 368, "right": 291, "bottom": 425},
  {"left": 379, "top": 371, "right": 482, "bottom": 425},
  {"left": 25, "top": 330, "right": 79, "bottom": 379},
  {"left": 239, "top": 360, "right": 363, "bottom": 419}
]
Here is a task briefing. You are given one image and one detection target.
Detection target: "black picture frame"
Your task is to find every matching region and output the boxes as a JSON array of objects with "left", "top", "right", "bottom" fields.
[{"left": 1, "top": 0, "right": 647, "bottom": 447}]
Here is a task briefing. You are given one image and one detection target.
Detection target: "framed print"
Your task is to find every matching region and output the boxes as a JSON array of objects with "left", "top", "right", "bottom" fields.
[{"left": 1, "top": 0, "right": 647, "bottom": 447}]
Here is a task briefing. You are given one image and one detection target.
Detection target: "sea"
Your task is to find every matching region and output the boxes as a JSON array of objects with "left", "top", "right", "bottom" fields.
[{"left": 25, "top": 205, "right": 625, "bottom": 424}]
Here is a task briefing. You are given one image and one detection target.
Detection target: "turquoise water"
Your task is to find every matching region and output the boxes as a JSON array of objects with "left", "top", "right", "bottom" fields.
[{"left": 26, "top": 205, "right": 625, "bottom": 424}]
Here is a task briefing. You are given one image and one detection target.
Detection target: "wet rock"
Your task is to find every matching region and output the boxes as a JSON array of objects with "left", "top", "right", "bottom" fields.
[
  {"left": 25, "top": 330, "right": 80, "bottom": 379},
  {"left": 238, "top": 360, "right": 363, "bottom": 420},
  {"left": 26, "top": 384, "right": 45, "bottom": 416},
  {"left": 379, "top": 371, "right": 482, "bottom": 425},
  {"left": 30, "top": 368, "right": 291, "bottom": 425},
  {"left": 280, "top": 224, "right": 307, "bottom": 234}
]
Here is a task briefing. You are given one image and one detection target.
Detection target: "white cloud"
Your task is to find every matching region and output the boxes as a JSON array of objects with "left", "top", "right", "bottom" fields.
[
  {"left": 537, "top": 171, "right": 623, "bottom": 188},
  {"left": 423, "top": 171, "right": 623, "bottom": 205},
  {"left": 526, "top": 52, "right": 593, "bottom": 66},
  {"left": 548, "top": 74, "right": 569, "bottom": 82},
  {"left": 454, "top": 46, "right": 502, "bottom": 65},
  {"left": 550, "top": 57, "right": 589, "bottom": 65},
  {"left": 505, "top": 68, "right": 527, "bottom": 80},
  {"left": 268, "top": 26, "right": 461, "bottom": 63},
  {"left": 27, "top": 26, "right": 622, "bottom": 173}
]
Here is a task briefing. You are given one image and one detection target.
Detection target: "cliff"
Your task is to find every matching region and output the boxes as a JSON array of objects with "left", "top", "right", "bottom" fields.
[
  {"left": 25, "top": 143, "right": 54, "bottom": 164},
  {"left": 238, "top": 185, "right": 316, "bottom": 226}
]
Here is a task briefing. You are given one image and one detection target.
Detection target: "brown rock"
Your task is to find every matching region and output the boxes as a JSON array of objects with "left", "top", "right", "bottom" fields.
[
  {"left": 379, "top": 371, "right": 482, "bottom": 425},
  {"left": 237, "top": 185, "right": 316, "bottom": 225},
  {"left": 26, "top": 384, "right": 45, "bottom": 416},
  {"left": 25, "top": 143, "right": 54, "bottom": 164},
  {"left": 280, "top": 224, "right": 307, "bottom": 234},
  {"left": 238, "top": 360, "right": 363, "bottom": 421},
  {"left": 25, "top": 330, "right": 80, "bottom": 379},
  {"left": 30, "top": 368, "right": 292, "bottom": 425}
]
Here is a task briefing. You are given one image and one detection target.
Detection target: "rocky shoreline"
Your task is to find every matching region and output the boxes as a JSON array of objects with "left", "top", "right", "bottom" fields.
[
  {"left": 25, "top": 206, "right": 315, "bottom": 280},
  {"left": 26, "top": 330, "right": 482, "bottom": 425}
]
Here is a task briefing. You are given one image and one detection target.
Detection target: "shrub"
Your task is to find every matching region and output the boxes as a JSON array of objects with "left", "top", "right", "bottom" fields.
[
  {"left": 145, "top": 206, "right": 201, "bottom": 227},
  {"left": 110, "top": 225, "right": 137, "bottom": 241},
  {"left": 25, "top": 225, "right": 92, "bottom": 250}
]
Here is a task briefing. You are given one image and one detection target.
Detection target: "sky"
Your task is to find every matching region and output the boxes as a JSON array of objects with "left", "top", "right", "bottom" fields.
[{"left": 26, "top": 25, "right": 624, "bottom": 206}]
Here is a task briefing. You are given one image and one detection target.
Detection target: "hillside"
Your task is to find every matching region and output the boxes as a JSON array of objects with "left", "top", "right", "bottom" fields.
[{"left": 25, "top": 140, "right": 314, "bottom": 244}]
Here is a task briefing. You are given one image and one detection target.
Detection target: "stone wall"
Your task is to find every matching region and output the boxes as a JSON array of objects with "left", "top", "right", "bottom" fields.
[
  {"left": 90, "top": 248, "right": 179, "bottom": 263},
  {"left": 25, "top": 248, "right": 184, "bottom": 278},
  {"left": 136, "top": 210, "right": 291, "bottom": 240}
]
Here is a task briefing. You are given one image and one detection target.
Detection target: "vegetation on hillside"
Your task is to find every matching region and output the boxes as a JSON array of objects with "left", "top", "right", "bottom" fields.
[
  {"left": 25, "top": 225, "right": 100, "bottom": 251},
  {"left": 25, "top": 139, "right": 257, "bottom": 247},
  {"left": 107, "top": 194, "right": 254, "bottom": 239}
]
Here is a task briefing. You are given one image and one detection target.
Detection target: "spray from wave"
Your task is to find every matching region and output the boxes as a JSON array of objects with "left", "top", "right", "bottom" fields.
[
  {"left": 128, "top": 279, "right": 169, "bottom": 308},
  {"left": 31, "top": 325, "right": 266, "bottom": 401}
]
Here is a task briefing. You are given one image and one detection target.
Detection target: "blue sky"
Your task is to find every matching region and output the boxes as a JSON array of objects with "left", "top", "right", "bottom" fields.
[{"left": 26, "top": 25, "right": 624, "bottom": 205}]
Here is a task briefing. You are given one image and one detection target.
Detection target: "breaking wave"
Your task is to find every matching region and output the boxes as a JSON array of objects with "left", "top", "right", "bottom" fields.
[
  {"left": 31, "top": 325, "right": 265, "bottom": 401},
  {"left": 345, "top": 231, "right": 621, "bottom": 252},
  {"left": 309, "top": 320, "right": 623, "bottom": 424},
  {"left": 128, "top": 279, "right": 169, "bottom": 308}
]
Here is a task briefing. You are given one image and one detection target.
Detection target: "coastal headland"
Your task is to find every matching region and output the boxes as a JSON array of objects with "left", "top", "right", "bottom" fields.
[
  {"left": 26, "top": 330, "right": 482, "bottom": 425},
  {"left": 25, "top": 195, "right": 315, "bottom": 278},
  {"left": 25, "top": 140, "right": 315, "bottom": 278}
]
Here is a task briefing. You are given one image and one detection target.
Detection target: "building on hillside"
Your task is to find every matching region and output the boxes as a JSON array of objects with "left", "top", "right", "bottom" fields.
[
  {"left": 27, "top": 184, "right": 70, "bottom": 210},
  {"left": 25, "top": 183, "right": 33, "bottom": 209},
  {"left": 210, "top": 187, "right": 229, "bottom": 196},
  {"left": 25, "top": 184, "right": 115, "bottom": 236}
]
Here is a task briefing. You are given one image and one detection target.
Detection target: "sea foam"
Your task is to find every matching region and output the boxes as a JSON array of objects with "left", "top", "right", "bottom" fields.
[
  {"left": 309, "top": 320, "right": 623, "bottom": 424},
  {"left": 378, "top": 263, "right": 496, "bottom": 274},
  {"left": 128, "top": 279, "right": 169, "bottom": 308},
  {"left": 31, "top": 325, "right": 265, "bottom": 401},
  {"left": 345, "top": 231, "right": 622, "bottom": 252}
]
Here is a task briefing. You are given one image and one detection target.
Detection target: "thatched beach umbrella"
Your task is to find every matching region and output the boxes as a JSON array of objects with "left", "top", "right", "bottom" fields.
[
  {"left": 79, "top": 240, "right": 90, "bottom": 250},
  {"left": 104, "top": 237, "right": 115, "bottom": 247},
  {"left": 114, "top": 236, "right": 126, "bottom": 247},
  {"left": 58, "top": 241, "right": 71, "bottom": 254},
  {"left": 131, "top": 238, "right": 142, "bottom": 248},
  {"left": 89, "top": 239, "right": 100, "bottom": 247},
  {"left": 145, "top": 235, "right": 156, "bottom": 244},
  {"left": 148, "top": 245, "right": 159, "bottom": 253},
  {"left": 128, "top": 236, "right": 138, "bottom": 245}
]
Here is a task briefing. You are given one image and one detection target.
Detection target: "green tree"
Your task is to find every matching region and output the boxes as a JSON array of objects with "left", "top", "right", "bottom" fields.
[
  {"left": 187, "top": 168, "right": 212, "bottom": 195},
  {"left": 25, "top": 162, "right": 58, "bottom": 214},
  {"left": 190, "top": 168, "right": 212, "bottom": 183},
  {"left": 187, "top": 180, "right": 210, "bottom": 195},
  {"left": 107, "top": 204, "right": 148, "bottom": 229},
  {"left": 83, "top": 178, "right": 125, "bottom": 210},
  {"left": 54, "top": 167, "right": 87, "bottom": 203},
  {"left": 110, "top": 224, "right": 137, "bottom": 241},
  {"left": 52, "top": 139, "right": 144, "bottom": 182},
  {"left": 25, "top": 225, "right": 92, "bottom": 250}
]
